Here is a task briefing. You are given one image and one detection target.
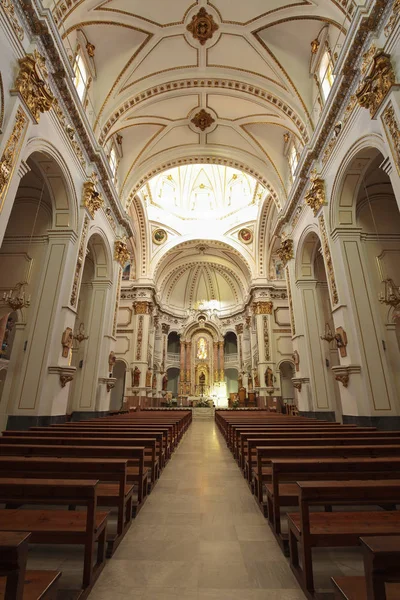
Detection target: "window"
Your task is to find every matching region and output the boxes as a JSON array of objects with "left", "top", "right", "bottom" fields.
[
  {"left": 319, "top": 50, "right": 335, "bottom": 101},
  {"left": 289, "top": 143, "right": 299, "bottom": 177},
  {"left": 73, "top": 52, "right": 88, "bottom": 101},
  {"left": 109, "top": 145, "right": 118, "bottom": 178}
]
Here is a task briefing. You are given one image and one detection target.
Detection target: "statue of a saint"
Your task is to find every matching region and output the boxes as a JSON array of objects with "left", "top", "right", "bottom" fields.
[
  {"left": 146, "top": 370, "right": 152, "bottom": 388},
  {"left": 162, "top": 373, "right": 168, "bottom": 391},
  {"left": 265, "top": 367, "right": 274, "bottom": 388},
  {"left": 132, "top": 366, "right": 141, "bottom": 387}
]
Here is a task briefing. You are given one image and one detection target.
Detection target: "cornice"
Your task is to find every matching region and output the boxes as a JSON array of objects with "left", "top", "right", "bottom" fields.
[{"left": 20, "top": 0, "right": 133, "bottom": 238}]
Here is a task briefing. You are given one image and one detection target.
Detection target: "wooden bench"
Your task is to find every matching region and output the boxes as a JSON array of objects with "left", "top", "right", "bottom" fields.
[
  {"left": 0, "top": 478, "right": 109, "bottom": 598},
  {"left": 0, "top": 457, "right": 133, "bottom": 556},
  {"left": 287, "top": 480, "right": 400, "bottom": 598},
  {"left": 0, "top": 444, "right": 148, "bottom": 513},
  {"left": 0, "top": 532, "right": 61, "bottom": 600},
  {"left": 266, "top": 457, "right": 400, "bottom": 552},
  {"left": 332, "top": 536, "right": 400, "bottom": 599}
]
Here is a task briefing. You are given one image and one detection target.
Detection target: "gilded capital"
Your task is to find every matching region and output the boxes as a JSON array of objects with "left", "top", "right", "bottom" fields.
[
  {"left": 276, "top": 239, "right": 294, "bottom": 265},
  {"left": 161, "top": 323, "right": 170, "bottom": 334},
  {"left": 114, "top": 239, "right": 130, "bottom": 267},
  {"left": 356, "top": 51, "right": 395, "bottom": 117},
  {"left": 304, "top": 174, "right": 325, "bottom": 216},
  {"left": 133, "top": 301, "right": 152, "bottom": 315},
  {"left": 252, "top": 301, "right": 273, "bottom": 315},
  {"left": 235, "top": 323, "right": 244, "bottom": 335},
  {"left": 13, "top": 51, "right": 54, "bottom": 123},
  {"left": 82, "top": 179, "right": 103, "bottom": 218}
]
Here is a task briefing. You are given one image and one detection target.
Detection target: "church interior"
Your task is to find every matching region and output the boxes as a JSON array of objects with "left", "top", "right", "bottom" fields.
[{"left": 0, "top": 0, "right": 400, "bottom": 598}]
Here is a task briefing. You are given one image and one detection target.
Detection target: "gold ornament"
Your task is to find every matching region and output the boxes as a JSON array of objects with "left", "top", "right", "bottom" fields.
[
  {"left": 319, "top": 215, "right": 339, "bottom": 305},
  {"left": 13, "top": 51, "right": 54, "bottom": 123},
  {"left": 382, "top": 103, "right": 400, "bottom": 176},
  {"left": 70, "top": 216, "right": 89, "bottom": 306},
  {"left": 0, "top": 108, "right": 27, "bottom": 213},
  {"left": 356, "top": 51, "right": 395, "bottom": 117},
  {"left": 186, "top": 7, "right": 219, "bottom": 46},
  {"left": 304, "top": 172, "right": 326, "bottom": 216},
  {"left": 252, "top": 301, "right": 273, "bottom": 315},
  {"left": 82, "top": 178, "right": 103, "bottom": 218},
  {"left": 276, "top": 239, "right": 294, "bottom": 265},
  {"left": 114, "top": 239, "right": 130, "bottom": 267},
  {"left": 191, "top": 109, "right": 215, "bottom": 131}
]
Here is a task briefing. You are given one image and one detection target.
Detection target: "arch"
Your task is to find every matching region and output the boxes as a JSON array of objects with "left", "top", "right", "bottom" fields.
[
  {"left": 22, "top": 138, "right": 79, "bottom": 234},
  {"left": 328, "top": 134, "right": 388, "bottom": 233},
  {"left": 86, "top": 227, "right": 113, "bottom": 282},
  {"left": 295, "top": 225, "right": 322, "bottom": 281}
]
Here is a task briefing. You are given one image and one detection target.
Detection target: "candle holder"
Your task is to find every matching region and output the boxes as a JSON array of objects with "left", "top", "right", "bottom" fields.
[{"left": 2, "top": 282, "right": 30, "bottom": 312}]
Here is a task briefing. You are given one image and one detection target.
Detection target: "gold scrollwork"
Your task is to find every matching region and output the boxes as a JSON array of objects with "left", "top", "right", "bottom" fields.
[
  {"left": 0, "top": 107, "right": 27, "bottom": 213},
  {"left": 133, "top": 301, "right": 152, "bottom": 315},
  {"left": 70, "top": 216, "right": 89, "bottom": 307},
  {"left": 13, "top": 51, "right": 54, "bottom": 123},
  {"left": 304, "top": 173, "right": 326, "bottom": 216},
  {"left": 385, "top": 0, "right": 400, "bottom": 38},
  {"left": 114, "top": 239, "right": 130, "bottom": 267},
  {"left": 190, "top": 108, "right": 215, "bottom": 131},
  {"left": 276, "top": 239, "right": 294, "bottom": 265},
  {"left": 356, "top": 51, "right": 395, "bottom": 117},
  {"left": 253, "top": 301, "right": 273, "bottom": 315},
  {"left": 82, "top": 177, "right": 104, "bottom": 218},
  {"left": 382, "top": 103, "right": 400, "bottom": 176},
  {"left": 318, "top": 215, "right": 339, "bottom": 306},
  {"left": 1, "top": 0, "right": 24, "bottom": 41}
]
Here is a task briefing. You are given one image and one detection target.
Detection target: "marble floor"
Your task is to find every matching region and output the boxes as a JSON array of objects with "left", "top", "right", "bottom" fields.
[{"left": 86, "top": 419, "right": 364, "bottom": 600}]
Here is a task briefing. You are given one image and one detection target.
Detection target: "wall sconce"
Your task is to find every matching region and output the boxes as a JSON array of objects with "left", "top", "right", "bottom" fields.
[
  {"left": 73, "top": 322, "right": 88, "bottom": 344},
  {"left": 379, "top": 278, "right": 400, "bottom": 309},
  {"left": 320, "top": 323, "right": 336, "bottom": 343},
  {"left": 3, "top": 282, "right": 31, "bottom": 311},
  {"left": 320, "top": 324, "right": 348, "bottom": 357}
]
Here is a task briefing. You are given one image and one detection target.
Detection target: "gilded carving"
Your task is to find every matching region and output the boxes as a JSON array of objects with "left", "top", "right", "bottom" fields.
[
  {"left": 276, "top": 239, "right": 294, "bottom": 265},
  {"left": 161, "top": 323, "right": 170, "bottom": 334},
  {"left": 186, "top": 8, "right": 218, "bottom": 45},
  {"left": 52, "top": 99, "right": 86, "bottom": 168},
  {"left": 382, "top": 103, "right": 400, "bottom": 175},
  {"left": 70, "top": 216, "right": 89, "bottom": 306},
  {"left": 356, "top": 51, "right": 395, "bottom": 117},
  {"left": 360, "top": 44, "right": 377, "bottom": 75},
  {"left": 0, "top": 107, "right": 28, "bottom": 213},
  {"left": 133, "top": 301, "right": 151, "bottom": 315},
  {"left": 286, "top": 267, "right": 296, "bottom": 336},
  {"left": 13, "top": 51, "right": 54, "bottom": 123},
  {"left": 235, "top": 323, "right": 244, "bottom": 335},
  {"left": 114, "top": 239, "right": 130, "bottom": 267},
  {"left": 82, "top": 177, "right": 103, "bottom": 218},
  {"left": 335, "top": 373, "right": 349, "bottom": 388},
  {"left": 112, "top": 268, "right": 122, "bottom": 337},
  {"left": 60, "top": 374, "right": 73, "bottom": 388},
  {"left": 61, "top": 327, "right": 73, "bottom": 358},
  {"left": 263, "top": 316, "right": 270, "bottom": 361},
  {"left": 385, "top": 0, "right": 400, "bottom": 37},
  {"left": 318, "top": 214, "right": 339, "bottom": 306},
  {"left": 304, "top": 173, "right": 325, "bottom": 216},
  {"left": 136, "top": 315, "right": 143, "bottom": 361},
  {"left": 1, "top": 0, "right": 24, "bottom": 41},
  {"left": 292, "top": 380, "right": 302, "bottom": 392},
  {"left": 191, "top": 108, "right": 215, "bottom": 131},
  {"left": 253, "top": 301, "right": 273, "bottom": 315}
]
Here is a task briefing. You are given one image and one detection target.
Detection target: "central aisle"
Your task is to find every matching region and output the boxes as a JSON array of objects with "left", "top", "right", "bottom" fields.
[{"left": 91, "top": 420, "right": 304, "bottom": 600}]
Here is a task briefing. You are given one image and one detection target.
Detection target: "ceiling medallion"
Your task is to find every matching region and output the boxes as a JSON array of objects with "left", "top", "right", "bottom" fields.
[
  {"left": 186, "top": 7, "right": 219, "bottom": 46},
  {"left": 153, "top": 228, "right": 167, "bottom": 245},
  {"left": 191, "top": 109, "right": 215, "bottom": 132},
  {"left": 238, "top": 228, "right": 253, "bottom": 244}
]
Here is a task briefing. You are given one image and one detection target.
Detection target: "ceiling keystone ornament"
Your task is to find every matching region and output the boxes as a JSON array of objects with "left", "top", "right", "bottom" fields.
[
  {"left": 12, "top": 50, "right": 54, "bottom": 123},
  {"left": 304, "top": 171, "right": 326, "bottom": 216},
  {"left": 238, "top": 228, "right": 253, "bottom": 244},
  {"left": 114, "top": 238, "right": 130, "bottom": 267},
  {"left": 186, "top": 7, "right": 219, "bottom": 46},
  {"left": 190, "top": 109, "right": 215, "bottom": 132},
  {"left": 276, "top": 239, "right": 294, "bottom": 266},
  {"left": 82, "top": 176, "right": 103, "bottom": 218},
  {"left": 356, "top": 51, "right": 396, "bottom": 118},
  {"left": 152, "top": 228, "right": 167, "bottom": 245}
]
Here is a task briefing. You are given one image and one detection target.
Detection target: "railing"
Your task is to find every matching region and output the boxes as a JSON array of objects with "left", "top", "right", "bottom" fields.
[
  {"left": 224, "top": 353, "right": 238, "bottom": 366},
  {"left": 166, "top": 352, "right": 180, "bottom": 366}
]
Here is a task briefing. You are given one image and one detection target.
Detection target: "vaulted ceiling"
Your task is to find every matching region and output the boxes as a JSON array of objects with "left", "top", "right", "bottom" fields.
[{"left": 52, "top": 0, "right": 353, "bottom": 207}]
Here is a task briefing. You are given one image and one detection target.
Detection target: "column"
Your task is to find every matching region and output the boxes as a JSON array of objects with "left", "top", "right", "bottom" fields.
[
  {"left": 253, "top": 302, "right": 274, "bottom": 408},
  {"left": 180, "top": 339, "right": 186, "bottom": 397},
  {"left": 132, "top": 300, "right": 153, "bottom": 405},
  {"left": 219, "top": 341, "right": 224, "bottom": 383},
  {"left": 160, "top": 324, "right": 169, "bottom": 400},
  {"left": 213, "top": 342, "right": 219, "bottom": 384},
  {"left": 186, "top": 341, "right": 191, "bottom": 395}
]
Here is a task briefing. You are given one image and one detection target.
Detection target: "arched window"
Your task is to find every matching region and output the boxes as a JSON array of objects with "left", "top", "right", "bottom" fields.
[
  {"left": 73, "top": 52, "right": 89, "bottom": 101},
  {"left": 319, "top": 50, "right": 335, "bottom": 101},
  {"left": 109, "top": 145, "right": 118, "bottom": 177},
  {"left": 289, "top": 143, "right": 299, "bottom": 176}
]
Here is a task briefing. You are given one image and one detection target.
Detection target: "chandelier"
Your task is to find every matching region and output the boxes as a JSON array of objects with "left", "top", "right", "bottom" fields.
[
  {"left": 379, "top": 278, "right": 400, "bottom": 310},
  {"left": 3, "top": 282, "right": 31, "bottom": 311},
  {"left": 320, "top": 322, "right": 336, "bottom": 343}
]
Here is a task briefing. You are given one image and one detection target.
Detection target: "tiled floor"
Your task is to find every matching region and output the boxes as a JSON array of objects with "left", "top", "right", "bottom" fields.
[{"left": 89, "top": 419, "right": 306, "bottom": 600}]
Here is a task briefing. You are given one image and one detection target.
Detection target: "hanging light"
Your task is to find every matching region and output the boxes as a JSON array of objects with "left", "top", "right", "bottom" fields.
[
  {"left": 320, "top": 322, "right": 336, "bottom": 343},
  {"left": 3, "top": 282, "right": 30, "bottom": 311},
  {"left": 73, "top": 322, "right": 89, "bottom": 344},
  {"left": 379, "top": 278, "right": 400, "bottom": 309}
]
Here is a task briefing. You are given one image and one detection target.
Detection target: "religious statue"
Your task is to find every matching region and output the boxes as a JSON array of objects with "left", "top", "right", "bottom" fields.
[
  {"left": 146, "top": 369, "right": 152, "bottom": 388},
  {"left": 254, "top": 371, "right": 260, "bottom": 388},
  {"left": 197, "top": 337, "right": 207, "bottom": 360},
  {"left": 238, "top": 374, "right": 243, "bottom": 389},
  {"left": 162, "top": 373, "right": 168, "bottom": 391},
  {"left": 132, "top": 366, "right": 141, "bottom": 387},
  {"left": 265, "top": 367, "right": 274, "bottom": 388},
  {"left": 61, "top": 327, "right": 73, "bottom": 358},
  {"left": 152, "top": 373, "right": 157, "bottom": 389},
  {"left": 292, "top": 350, "right": 300, "bottom": 372},
  {"left": 108, "top": 351, "right": 116, "bottom": 375}
]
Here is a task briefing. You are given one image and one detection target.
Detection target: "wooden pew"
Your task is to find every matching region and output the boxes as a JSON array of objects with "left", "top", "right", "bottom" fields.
[
  {"left": 266, "top": 457, "right": 400, "bottom": 552},
  {"left": 0, "top": 478, "right": 109, "bottom": 598},
  {"left": 287, "top": 480, "right": 400, "bottom": 598},
  {"left": 0, "top": 436, "right": 159, "bottom": 491},
  {"left": 0, "top": 457, "right": 133, "bottom": 556},
  {"left": 332, "top": 536, "right": 400, "bottom": 599},
  {"left": 0, "top": 532, "right": 61, "bottom": 600},
  {"left": 255, "top": 445, "right": 400, "bottom": 508},
  {"left": 0, "top": 444, "right": 148, "bottom": 513}
]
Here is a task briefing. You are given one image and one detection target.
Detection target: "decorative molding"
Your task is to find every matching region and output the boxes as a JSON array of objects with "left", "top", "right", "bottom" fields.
[
  {"left": 190, "top": 108, "right": 215, "bottom": 131},
  {"left": 48, "top": 365, "right": 76, "bottom": 388},
  {"left": 318, "top": 214, "right": 339, "bottom": 306},
  {"left": 0, "top": 107, "right": 28, "bottom": 214},
  {"left": 114, "top": 239, "right": 130, "bottom": 267},
  {"left": 238, "top": 228, "right": 253, "bottom": 245},
  {"left": 276, "top": 239, "right": 294, "bottom": 265},
  {"left": 385, "top": 0, "right": 400, "bottom": 37},
  {"left": 253, "top": 301, "right": 273, "bottom": 315},
  {"left": 82, "top": 175, "right": 104, "bottom": 218},
  {"left": 99, "top": 377, "right": 117, "bottom": 392},
  {"left": 382, "top": 103, "right": 400, "bottom": 176},
  {"left": 285, "top": 267, "right": 296, "bottom": 336},
  {"left": 136, "top": 315, "right": 144, "bottom": 361},
  {"left": 0, "top": 0, "right": 24, "bottom": 40},
  {"left": 356, "top": 50, "right": 396, "bottom": 118},
  {"left": 263, "top": 316, "right": 270, "bottom": 361},
  {"left": 292, "top": 376, "right": 309, "bottom": 392},
  {"left": 133, "top": 301, "right": 152, "bottom": 315},
  {"left": 304, "top": 173, "right": 326, "bottom": 216},
  {"left": 331, "top": 364, "right": 361, "bottom": 388},
  {"left": 186, "top": 7, "right": 218, "bottom": 46},
  {"left": 235, "top": 323, "right": 243, "bottom": 335},
  {"left": 152, "top": 228, "right": 167, "bottom": 245},
  {"left": 52, "top": 98, "right": 86, "bottom": 168},
  {"left": 12, "top": 51, "right": 54, "bottom": 123},
  {"left": 70, "top": 216, "right": 89, "bottom": 307},
  {"left": 112, "top": 268, "right": 122, "bottom": 337}
]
